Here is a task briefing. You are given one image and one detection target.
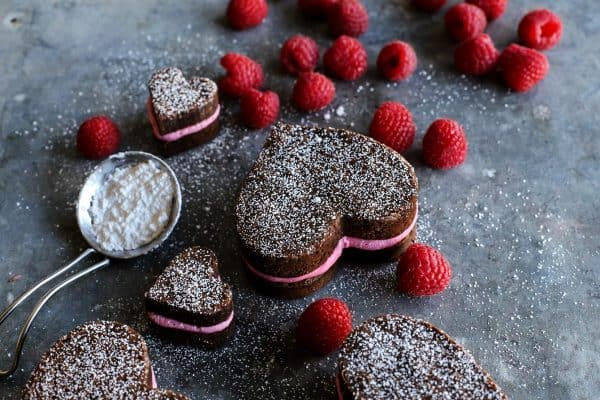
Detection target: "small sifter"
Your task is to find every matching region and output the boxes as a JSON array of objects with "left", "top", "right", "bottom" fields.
[{"left": 0, "top": 151, "right": 182, "bottom": 377}]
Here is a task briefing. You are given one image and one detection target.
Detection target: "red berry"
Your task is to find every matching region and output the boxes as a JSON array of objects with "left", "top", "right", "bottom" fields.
[
  {"left": 218, "top": 53, "right": 264, "bottom": 98},
  {"left": 422, "top": 119, "right": 468, "bottom": 169},
  {"left": 293, "top": 72, "right": 336, "bottom": 111},
  {"left": 298, "top": 0, "right": 339, "bottom": 18},
  {"left": 445, "top": 3, "right": 487, "bottom": 42},
  {"left": 76, "top": 116, "right": 120, "bottom": 159},
  {"left": 454, "top": 33, "right": 499, "bottom": 76},
  {"left": 296, "top": 298, "right": 352, "bottom": 355},
  {"left": 498, "top": 44, "right": 549, "bottom": 93},
  {"left": 323, "top": 35, "right": 368, "bottom": 81},
  {"left": 518, "top": 9, "right": 563, "bottom": 51},
  {"left": 412, "top": 0, "right": 447, "bottom": 13},
  {"left": 396, "top": 243, "right": 452, "bottom": 296},
  {"left": 377, "top": 41, "right": 417, "bottom": 81},
  {"left": 280, "top": 35, "right": 320, "bottom": 76},
  {"left": 369, "top": 102, "right": 416, "bottom": 153},
  {"left": 227, "top": 0, "right": 268, "bottom": 30},
  {"left": 466, "top": 0, "right": 506, "bottom": 21},
  {"left": 240, "top": 89, "right": 280, "bottom": 129},
  {"left": 328, "top": 0, "right": 369, "bottom": 38}
]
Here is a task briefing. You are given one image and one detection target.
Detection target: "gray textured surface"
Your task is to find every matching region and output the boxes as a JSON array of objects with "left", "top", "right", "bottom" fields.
[{"left": 0, "top": 1, "right": 598, "bottom": 399}]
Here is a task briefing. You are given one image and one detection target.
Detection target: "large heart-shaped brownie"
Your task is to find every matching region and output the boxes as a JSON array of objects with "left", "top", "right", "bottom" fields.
[
  {"left": 23, "top": 320, "right": 188, "bottom": 399},
  {"left": 236, "top": 123, "right": 418, "bottom": 297},
  {"left": 337, "top": 314, "right": 508, "bottom": 399}
]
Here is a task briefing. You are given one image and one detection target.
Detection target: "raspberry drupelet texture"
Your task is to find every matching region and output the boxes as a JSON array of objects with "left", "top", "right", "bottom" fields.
[
  {"left": 323, "top": 35, "right": 368, "bottom": 81},
  {"left": 498, "top": 44, "right": 549, "bottom": 92},
  {"left": 227, "top": 0, "right": 268, "bottom": 30},
  {"left": 328, "top": 0, "right": 369, "bottom": 38},
  {"left": 298, "top": 0, "right": 339, "bottom": 19},
  {"left": 466, "top": 0, "right": 506, "bottom": 21},
  {"left": 218, "top": 53, "right": 264, "bottom": 98},
  {"left": 292, "top": 72, "right": 336, "bottom": 111},
  {"left": 518, "top": 9, "right": 563, "bottom": 51},
  {"left": 454, "top": 33, "right": 500, "bottom": 76},
  {"left": 412, "top": 0, "right": 447, "bottom": 13},
  {"left": 369, "top": 102, "right": 416, "bottom": 153},
  {"left": 396, "top": 243, "right": 452, "bottom": 296},
  {"left": 296, "top": 298, "right": 352, "bottom": 355},
  {"left": 377, "top": 41, "right": 417, "bottom": 81},
  {"left": 280, "top": 35, "right": 320, "bottom": 76},
  {"left": 445, "top": 3, "right": 487, "bottom": 42},
  {"left": 422, "top": 119, "right": 468, "bottom": 169},
  {"left": 76, "top": 115, "right": 121, "bottom": 159},
  {"left": 240, "top": 88, "right": 280, "bottom": 129}
]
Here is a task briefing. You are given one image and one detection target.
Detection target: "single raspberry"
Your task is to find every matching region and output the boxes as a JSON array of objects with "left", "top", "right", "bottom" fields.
[
  {"left": 454, "top": 33, "right": 499, "bottom": 76},
  {"left": 412, "top": 0, "right": 447, "bottom": 13},
  {"left": 518, "top": 9, "right": 563, "bottom": 51},
  {"left": 227, "top": 0, "right": 268, "bottom": 30},
  {"left": 498, "top": 44, "right": 549, "bottom": 92},
  {"left": 369, "top": 102, "right": 416, "bottom": 153},
  {"left": 422, "top": 119, "right": 468, "bottom": 169},
  {"left": 323, "top": 35, "right": 368, "bottom": 80},
  {"left": 328, "top": 0, "right": 369, "bottom": 38},
  {"left": 293, "top": 72, "right": 336, "bottom": 111},
  {"left": 280, "top": 35, "right": 320, "bottom": 76},
  {"left": 240, "top": 89, "right": 280, "bottom": 129},
  {"left": 76, "top": 115, "right": 120, "bottom": 159},
  {"left": 377, "top": 41, "right": 417, "bottom": 81},
  {"left": 218, "top": 53, "right": 264, "bottom": 98},
  {"left": 466, "top": 0, "right": 506, "bottom": 21},
  {"left": 396, "top": 243, "right": 452, "bottom": 296},
  {"left": 296, "top": 298, "right": 352, "bottom": 355},
  {"left": 298, "top": 0, "right": 339, "bottom": 18},
  {"left": 445, "top": 3, "right": 487, "bottom": 42}
]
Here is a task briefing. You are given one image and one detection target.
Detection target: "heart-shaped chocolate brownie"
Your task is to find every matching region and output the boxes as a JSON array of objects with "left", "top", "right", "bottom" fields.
[
  {"left": 236, "top": 123, "right": 418, "bottom": 298},
  {"left": 23, "top": 320, "right": 188, "bottom": 400},
  {"left": 145, "top": 247, "right": 234, "bottom": 346},
  {"left": 337, "top": 314, "right": 508, "bottom": 399}
]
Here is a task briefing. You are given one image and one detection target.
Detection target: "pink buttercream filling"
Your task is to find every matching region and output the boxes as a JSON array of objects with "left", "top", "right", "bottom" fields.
[
  {"left": 147, "top": 97, "right": 220, "bottom": 142},
  {"left": 244, "top": 209, "right": 418, "bottom": 284},
  {"left": 148, "top": 310, "right": 234, "bottom": 334},
  {"left": 151, "top": 367, "right": 157, "bottom": 389}
]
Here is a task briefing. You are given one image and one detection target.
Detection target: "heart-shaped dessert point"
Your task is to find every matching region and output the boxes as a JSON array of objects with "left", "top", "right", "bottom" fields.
[{"left": 23, "top": 320, "right": 188, "bottom": 399}]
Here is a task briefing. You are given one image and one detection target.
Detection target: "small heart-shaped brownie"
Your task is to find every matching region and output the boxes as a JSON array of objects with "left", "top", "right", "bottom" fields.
[
  {"left": 23, "top": 320, "right": 188, "bottom": 399},
  {"left": 236, "top": 123, "right": 418, "bottom": 298},
  {"left": 145, "top": 247, "right": 234, "bottom": 346},
  {"left": 147, "top": 67, "right": 220, "bottom": 155},
  {"left": 337, "top": 314, "right": 508, "bottom": 399}
]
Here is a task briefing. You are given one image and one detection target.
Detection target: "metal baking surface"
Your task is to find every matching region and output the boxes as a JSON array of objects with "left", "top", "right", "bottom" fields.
[{"left": 0, "top": 1, "right": 598, "bottom": 399}]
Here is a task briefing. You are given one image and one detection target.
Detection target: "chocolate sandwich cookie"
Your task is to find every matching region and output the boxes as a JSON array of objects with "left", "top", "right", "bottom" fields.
[
  {"left": 235, "top": 123, "right": 418, "bottom": 298},
  {"left": 145, "top": 247, "right": 235, "bottom": 347},
  {"left": 23, "top": 320, "right": 188, "bottom": 400},
  {"left": 337, "top": 314, "right": 508, "bottom": 400},
  {"left": 147, "top": 67, "right": 220, "bottom": 156}
]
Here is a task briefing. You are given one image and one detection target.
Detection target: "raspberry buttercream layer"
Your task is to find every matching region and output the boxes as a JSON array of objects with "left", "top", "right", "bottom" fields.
[
  {"left": 244, "top": 210, "right": 417, "bottom": 284},
  {"left": 148, "top": 310, "right": 234, "bottom": 334},
  {"left": 147, "top": 97, "right": 220, "bottom": 142}
]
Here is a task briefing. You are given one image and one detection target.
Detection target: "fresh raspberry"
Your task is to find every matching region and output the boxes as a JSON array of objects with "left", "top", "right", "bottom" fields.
[
  {"left": 280, "top": 35, "right": 320, "bottom": 76},
  {"left": 377, "top": 41, "right": 417, "bottom": 81},
  {"left": 498, "top": 44, "right": 549, "bottom": 92},
  {"left": 412, "top": 0, "right": 447, "bottom": 13},
  {"left": 422, "top": 119, "right": 468, "bottom": 169},
  {"left": 444, "top": 3, "right": 487, "bottom": 43},
  {"left": 454, "top": 33, "right": 499, "bottom": 76},
  {"left": 227, "top": 0, "right": 268, "bottom": 30},
  {"left": 396, "top": 243, "right": 452, "bottom": 296},
  {"left": 218, "top": 53, "right": 264, "bottom": 98},
  {"left": 518, "top": 9, "right": 563, "bottom": 51},
  {"left": 293, "top": 72, "right": 336, "bottom": 111},
  {"left": 328, "top": 0, "right": 369, "bottom": 38},
  {"left": 240, "top": 89, "right": 280, "bottom": 129},
  {"left": 466, "top": 0, "right": 506, "bottom": 21},
  {"left": 298, "top": 0, "right": 339, "bottom": 18},
  {"left": 323, "top": 35, "right": 368, "bottom": 81},
  {"left": 369, "top": 102, "right": 416, "bottom": 153},
  {"left": 76, "top": 115, "right": 120, "bottom": 159},
  {"left": 296, "top": 298, "right": 352, "bottom": 355}
]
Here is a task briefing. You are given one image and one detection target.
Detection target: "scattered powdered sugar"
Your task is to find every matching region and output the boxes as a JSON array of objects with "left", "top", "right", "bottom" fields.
[{"left": 90, "top": 160, "right": 174, "bottom": 252}]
